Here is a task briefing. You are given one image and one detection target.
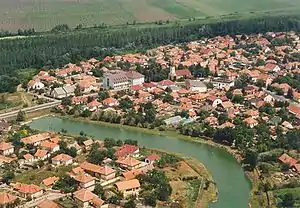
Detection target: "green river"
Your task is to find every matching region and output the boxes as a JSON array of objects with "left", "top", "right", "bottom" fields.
[{"left": 29, "top": 116, "right": 251, "bottom": 208}]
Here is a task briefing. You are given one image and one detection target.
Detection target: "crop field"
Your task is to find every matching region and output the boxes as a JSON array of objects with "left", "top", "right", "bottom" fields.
[{"left": 0, "top": 0, "right": 300, "bottom": 31}]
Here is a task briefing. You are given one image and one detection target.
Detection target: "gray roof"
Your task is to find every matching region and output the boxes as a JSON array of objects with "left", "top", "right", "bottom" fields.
[
  {"left": 63, "top": 85, "right": 75, "bottom": 93},
  {"left": 189, "top": 80, "right": 207, "bottom": 88},
  {"left": 53, "top": 87, "right": 65, "bottom": 96},
  {"left": 164, "top": 116, "right": 183, "bottom": 125}
]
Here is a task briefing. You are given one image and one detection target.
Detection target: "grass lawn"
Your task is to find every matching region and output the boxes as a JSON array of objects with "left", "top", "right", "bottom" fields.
[
  {"left": 0, "top": 92, "right": 37, "bottom": 114},
  {"left": 13, "top": 165, "right": 72, "bottom": 185},
  {"left": 1, "top": 0, "right": 300, "bottom": 31}
]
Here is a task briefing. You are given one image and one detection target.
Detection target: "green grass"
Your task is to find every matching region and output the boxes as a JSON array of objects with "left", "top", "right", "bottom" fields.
[
  {"left": 0, "top": 0, "right": 300, "bottom": 31},
  {"left": 274, "top": 187, "right": 300, "bottom": 207},
  {"left": 13, "top": 165, "right": 72, "bottom": 185}
]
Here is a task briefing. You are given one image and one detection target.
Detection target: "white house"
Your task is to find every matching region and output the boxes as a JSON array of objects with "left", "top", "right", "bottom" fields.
[
  {"left": 27, "top": 79, "right": 45, "bottom": 90},
  {"left": 74, "top": 174, "right": 96, "bottom": 191},
  {"left": 211, "top": 78, "right": 234, "bottom": 90},
  {"left": 51, "top": 153, "right": 73, "bottom": 166},
  {"left": 125, "top": 71, "right": 145, "bottom": 85},
  {"left": 0, "top": 142, "right": 14, "bottom": 156},
  {"left": 103, "top": 70, "right": 130, "bottom": 91},
  {"left": 115, "top": 179, "right": 141, "bottom": 198}
]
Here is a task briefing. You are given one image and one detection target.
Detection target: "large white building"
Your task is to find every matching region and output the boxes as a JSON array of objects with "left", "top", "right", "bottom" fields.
[
  {"left": 211, "top": 78, "right": 234, "bottom": 90},
  {"left": 103, "top": 70, "right": 144, "bottom": 91}
]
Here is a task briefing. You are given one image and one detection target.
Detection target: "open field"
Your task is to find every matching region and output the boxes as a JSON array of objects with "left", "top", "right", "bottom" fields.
[{"left": 0, "top": 0, "right": 300, "bottom": 31}]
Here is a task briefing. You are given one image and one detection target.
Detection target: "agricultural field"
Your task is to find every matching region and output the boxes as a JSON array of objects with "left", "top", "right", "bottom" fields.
[{"left": 0, "top": 0, "right": 300, "bottom": 31}]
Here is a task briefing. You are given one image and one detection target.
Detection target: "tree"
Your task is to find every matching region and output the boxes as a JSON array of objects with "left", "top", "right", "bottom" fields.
[
  {"left": 213, "top": 127, "right": 235, "bottom": 145},
  {"left": 243, "top": 149, "right": 258, "bottom": 171},
  {"left": 16, "top": 111, "right": 26, "bottom": 122},
  {"left": 53, "top": 175, "right": 78, "bottom": 193},
  {"left": 280, "top": 193, "right": 295, "bottom": 207},
  {"left": 163, "top": 93, "right": 173, "bottom": 103},
  {"left": 124, "top": 139, "right": 138, "bottom": 145},
  {"left": 98, "top": 91, "right": 109, "bottom": 101},
  {"left": 286, "top": 88, "right": 293, "bottom": 99},
  {"left": 124, "top": 199, "right": 136, "bottom": 208},
  {"left": 119, "top": 97, "right": 133, "bottom": 110},
  {"left": 232, "top": 95, "right": 244, "bottom": 104},
  {"left": 143, "top": 192, "right": 157, "bottom": 207},
  {"left": 108, "top": 195, "right": 121, "bottom": 205},
  {"left": 74, "top": 85, "right": 82, "bottom": 96},
  {"left": 93, "top": 183, "right": 105, "bottom": 199},
  {"left": 61, "top": 96, "right": 72, "bottom": 106}
]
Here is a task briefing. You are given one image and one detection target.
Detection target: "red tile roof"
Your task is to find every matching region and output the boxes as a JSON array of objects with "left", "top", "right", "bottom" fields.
[
  {"left": 278, "top": 153, "right": 297, "bottom": 167},
  {"left": 14, "top": 183, "right": 41, "bottom": 194},
  {"left": 115, "top": 179, "right": 140, "bottom": 191},
  {"left": 37, "top": 199, "right": 60, "bottom": 208},
  {"left": 0, "top": 142, "right": 13, "bottom": 151},
  {"left": 52, "top": 154, "right": 73, "bottom": 162},
  {"left": 42, "top": 176, "right": 59, "bottom": 186},
  {"left": 146, "top": 153, "right": 160, "bottom": 162},
  {"left": 0, "top": 192, "right": 17, "bottom": 205},
  {"left": 115, "top": 144, "right": 139, "bottom": 158}
]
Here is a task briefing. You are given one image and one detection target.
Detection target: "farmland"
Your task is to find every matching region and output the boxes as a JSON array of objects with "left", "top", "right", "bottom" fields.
[{"left": 0, "top": 0, "right": 300, "bottom": 31}]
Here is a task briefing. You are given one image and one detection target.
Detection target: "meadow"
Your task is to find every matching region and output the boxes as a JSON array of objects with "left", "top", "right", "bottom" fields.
[{"left": 0, "top": 0, "right": 300, "bottom": 31}]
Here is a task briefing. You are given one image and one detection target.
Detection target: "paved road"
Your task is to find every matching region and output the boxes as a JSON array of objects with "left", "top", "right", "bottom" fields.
[{"left": 0, "top": 100, "right": 61, "bottom": 120}]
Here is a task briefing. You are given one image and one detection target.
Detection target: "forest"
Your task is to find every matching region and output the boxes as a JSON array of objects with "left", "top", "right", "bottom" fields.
[{"left": 1, "top": 15, "right": 300, "bottom": 92}]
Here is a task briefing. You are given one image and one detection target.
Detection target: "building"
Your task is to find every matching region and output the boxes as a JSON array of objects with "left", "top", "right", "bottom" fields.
[
  {"left": 116, "top": 157, "right": 142, "bottom": 170},
  {"left": 42, "top": 176, "right": 59, "bottom": 187},
  {"left": 21, "top": 133, "right": 50, "bottom": 146},
  {"left": 115, "top": 179, "right": 141, "bottom": 198},
  {"left": 98, "top": 165, "right": 116, "bottom": 181},
  {"left": 51, "top": 154, "right": 73, "bottom": 166},
  {"left": 115, "top": 144, "right": 139, "bottom": 158},
  {"left": 164, "top": 116, "right": 183, "bottom": 126},
  {"left": 103, "top": 70, "right": 130, "bottom": 91},
  {"left": 40, "top": 141, "right": 60, "bottom": 153},
  {"left": 74, "top": 174, "right": 95, "bottom": 191},
  {"left": 34, "top": 149, "right": 49, "bottom": 161},
  {"left": 28, "top": 79, "right": 45, "bottom": 90},
  {"left": 0, "top": 142, "right": 14, "bottom": 156},
  {"left": 73, "top": 189, "right": 104, "bottom": 208},
  {"left": 103, "top": 97, "right": 119, "bottom": 107},
  {"left": 13, "top": 183, "right": 43, "bottom": 199},
  {"left": 0, "top": 120, "right": 12, "bottom": 134},
  {"left": 169, "top": 67, "right": 192, "bottom": 80},
  {"left": 37, "top": 199, "right": 60, "bottom": 208},
  {"left": 211, "top": 78, "right": 234, "bottom": 90},
  {"left": 145, "top": 153, "right": 160, "bottom": 164},
  {"left": 125, "top": 71, "right": 145, "bottom": 85},
  {"left": 50, "top": 85, "right": 75, "bottom": 99},
  {"left": 0, "top": 192, "right": 17, "bottom": 207},
  {"left": 185, "top": 79, "right": 207, "bottom": 92},
  {"left": 243, "top": 117, "right": 258, "bottom": 128}
]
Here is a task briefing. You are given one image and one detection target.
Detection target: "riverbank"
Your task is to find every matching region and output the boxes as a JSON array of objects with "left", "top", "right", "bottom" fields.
[{"left": 27, "top": 114, "right": 253, "bottom": 208}]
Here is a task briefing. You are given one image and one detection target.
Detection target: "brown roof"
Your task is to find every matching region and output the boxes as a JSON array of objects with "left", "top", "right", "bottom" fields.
[
  {"left": 243, "top": 117, "right": 258, "bottom": 125},
  {"left": 73, "top": 189, "right": 104, "bottom": 206},
  {"left": 74, "top": 174, "right": 94, "bottom": 183},
  {"left": 0, "top": 142, "right": 13, "bottom": 151},
  {"left": 14, "top": 183, "right": 41, "bottom": 194},
  {"left": 0, "top": 192, "right": 17, "bottom": 205},
  {"left": 278, "top": 153, "right": 297, "bottom": 167},
  {"left": 98, "top": 165, "right": 116, "bottom": 176},
  {"left": 146, "top": 153, "right": 160, "bottom": 162},
  {"left": 37, "top": 199, "right": 60, "bottom": 208},
  {"left": 42, "top": 176, "right": 59, "bottom": 186},
  {"left": 23, "top": 153, "right": 34, "bottom": 160},
  {"left": 21, "top": 133, "right": 50, "bottom": 145},
  {"left": 116, "top": 157, "right": 141, "bottom": 167},
  {"left": 52, "top": 154, "right": 73, "bottom": 162},
  {"left": 115, "top": 179, "right": 140, "bottom": 191},
  {"left": 80, "top": 162, "right": 102, "bottom": 174},
  {"left": 0, "top": 155, "right": 14, "bottom": 163},
  {"left": 34, "top": 149, "right": 48, "bottom": 158},
  {"left": 40, "top": 141, "right": 58, "bottom": 149},
  {"left": 72, "top": 167, "right": 85, "bottom": 175}
]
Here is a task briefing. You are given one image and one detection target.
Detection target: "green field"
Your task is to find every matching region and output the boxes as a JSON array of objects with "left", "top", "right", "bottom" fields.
[{"left": 0, "top": 0, "right": 300, "bottom": 31}]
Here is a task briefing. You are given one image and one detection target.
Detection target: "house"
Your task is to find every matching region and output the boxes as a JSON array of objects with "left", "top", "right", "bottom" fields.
[
  {"left": 157, "top": 80, "right": 175, "bottom": 90},
  {"left": 0, "top": 155, "right": 14, "bottom": 166},
  {"left": 73, "top": 189, "right": 104, "bottom": 208},
  {"left": 292, "top": 163, "right": 300, "bottom": 174},
  {"left": 82, "top": 139, "right": 94, "bottom": 150},
  {"left": 37, "top": 199, "right": 60, "bottom": 208},
  {"left": 74, "top": 174, "right": 95, "bottom": 191},
  {"left": 103, "top": 70, "right": 130, "bottom": 91},
  {"left": 51, "top": 154, "right": 73, "bottom": 166},
  {"left": 278, "top": 153, "right": 297, "bottom": 167},
  {"left": 42, "top": 176, "right": 59, "bottom": 187},
  {"left": 263, "top": 63, "right": 280, "bottom": 73},
  {"left": 27, "top": 79, "right": 45, "bottom": 90},
  {"left": 34, "top": 149, "right": 49, "bottom": 161},
  {"left": 115, "top": 179, "right": 141, "bottom": 198},
  {"left": 87, "top": 100, "right": 102, "bottom": 112},
  {"left": 0, "top": 142, "right": 14, "bottom": 156},
  {"left": 125, "top": 71, "right": 145, "bottom": 85},
  {"left": 98, "top": 165, "right": 116, "bottom": 181},
  {"left": 244, "top": 109, "right": 260, "bottom": 119},
  {"left": 123, "top": 164, "right": 154, "bottom": 181},
  {"left": 40, "top": 141, "right": 60, "bottom": 153},
  {"left": 243, "top": 117, "right": 258, "bottom": 128},
  {"left": 185, "top": 79, "right": 207, "bottom": 92},
  {"left": 145, "top": 153, "right": 160, "bottom": 164},
  {"left": 116, "top": 157, "right": 142, "bottom": 170},
  {"left": 207, "top": 96, "right": 223, "bottom": 108},
  {"left": 51, "top": 85, "right": 75, "bottom": 99},
  {"left": 288, "top": 104, "right": 300, "bottom": 119},
  {"left": 23, "top": 153, "right": 34, "bottom": 163},
  {"left": 0, "top": 120, "right": 12, "bottom": 134},
  {"left": 0, "top": 192, "right": 17, "bottom": 207},
  {"left": 13, "top": 183, "right": 43, "bottom": 199},
  {"left": 169, "top": 67, "right": 192, "bottom": 80},
  {"left": 103, "top": 97, "right": 119, "bottom": 107},
  {"left": 211, "top": 78, "right": 234, "bottom": 90},
  {"left": 21, "top": 133, "right": 50, "bottom": 146},
  {"left": 143, "top": 82, "right": 156, "bottom": 91},
  {"left": 115, "top": 144, "right": 139, "bottom": 158},
  {"left": 264, "top": 95, "right": 275, "bottom": 104}
]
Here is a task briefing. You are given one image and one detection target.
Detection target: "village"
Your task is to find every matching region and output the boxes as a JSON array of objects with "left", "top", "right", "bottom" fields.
[{"left": 0, "top": 31, "right": 299, "bottom": 207}]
